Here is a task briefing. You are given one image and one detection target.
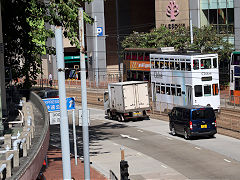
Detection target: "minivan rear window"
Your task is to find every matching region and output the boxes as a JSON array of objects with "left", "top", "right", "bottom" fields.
[{"left": 192, "top": 109, "right": 215, "bottom": 120}]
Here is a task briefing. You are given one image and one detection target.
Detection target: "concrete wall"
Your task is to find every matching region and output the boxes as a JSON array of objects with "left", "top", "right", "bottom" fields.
[
  {"left": 85, "top": 0, "right": 107, "bottom": 82},
  {"left": 155, "top": 0, "right": 189, "bottom": 28},
  {"left": 0, "top": 1, "right": 7, "bottom": 118},
  {"left": 11, "top": 92, "right": 50, "bottom": 180},
  {"left": 234, "top": 0, "right": 240, "bottom": 51},
  {"left": 189, "top": 0, "right": 200, "bottom": 28}
]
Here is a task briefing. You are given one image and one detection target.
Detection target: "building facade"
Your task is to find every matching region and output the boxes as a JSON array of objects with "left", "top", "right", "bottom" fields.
[
  {"left": 155, "top": 0, "right": 239, "bottom": 51},
  {"left": 190, "top": 0, "right": 237, "bottom": 47}
]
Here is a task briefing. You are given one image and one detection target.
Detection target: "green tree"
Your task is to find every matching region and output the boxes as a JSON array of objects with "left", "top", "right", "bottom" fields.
[{"left": 2, "top": 0, "right": 93, "bottom": 88}]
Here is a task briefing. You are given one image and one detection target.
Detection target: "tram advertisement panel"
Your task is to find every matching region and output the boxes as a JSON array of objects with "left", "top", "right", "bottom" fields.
[{"left": 130, "top": 61, "right": 150, "bottom": 71}]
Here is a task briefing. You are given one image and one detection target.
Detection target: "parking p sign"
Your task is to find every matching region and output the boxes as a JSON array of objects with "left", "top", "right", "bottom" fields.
[{"left": 97, "top": 27, "right": 103, "bottom": 36}]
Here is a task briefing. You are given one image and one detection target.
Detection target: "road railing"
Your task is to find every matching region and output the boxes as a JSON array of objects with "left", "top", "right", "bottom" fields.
[{"left": 0, "top": 97, "right": 36, "bottom": 179}]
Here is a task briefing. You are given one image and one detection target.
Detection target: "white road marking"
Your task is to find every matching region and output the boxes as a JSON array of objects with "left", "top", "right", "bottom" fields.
[
  {"left": 195, "top": 147, "right": 201, "bottom": 150},
  {"left": 137, "top": 152, "right": 142, "bottom": 156},
  {"left": 166, "top": 137, "right": 173, "bottom": 140},
  {"left": 224, "top": 159, "right": 231, "bottom": 163},
  {"left": 113, "top": 143, "right": 119, "bottom": 146},
  {"left": 120, "top": 134, "right": 140, "bottom": 141},
  {"left": 137, "top": 130, "right": 143, "bottom": 132},
  {"left": 161, "top": 165, "right": 167, "bottom": 168}
]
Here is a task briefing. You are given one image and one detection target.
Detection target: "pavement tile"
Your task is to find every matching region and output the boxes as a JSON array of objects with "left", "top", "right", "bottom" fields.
[{"left": 43, "top": 146, "right": 108, "bottom": 180}]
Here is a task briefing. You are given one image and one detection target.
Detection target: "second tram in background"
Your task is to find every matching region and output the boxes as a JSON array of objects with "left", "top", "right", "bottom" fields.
[
  {"left": 230, "top": 51, "right": 240, "bottom": 104},
  {"left": 150, "top": 51, "right": 220, "bottom": 112}
]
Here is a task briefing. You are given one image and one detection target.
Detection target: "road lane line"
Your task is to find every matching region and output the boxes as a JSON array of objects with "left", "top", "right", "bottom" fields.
[
  {"left": 195, "top": 147, "right": 201, "bottom": 150},
  {"left": 224, "top": 159, "right": 231, "bottom": 163},
  {"left": 120, "top": 134, "right": 140, "bottom": 141},
  {"left": 166, "top": 137, "right": 173, "bottom": 140},
  {"left": 137, "top": 130, "right": 143, "bottom": 132},
  {"left": 129, "top": 137, "right": 140, "bottom": 141},
  {"left": 137, "top": 152, "right": 142, "bottom": 156},
  {"left": 161, "top": 165, "right": 167, "bottom": 168},
  {"left": 113, "top": 143, "right": 119, "bottom": 146}
]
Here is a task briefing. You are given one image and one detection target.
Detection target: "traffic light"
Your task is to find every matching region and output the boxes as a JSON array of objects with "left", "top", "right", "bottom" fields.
[{"left": 120, "top": 160, "right": 129, "bottom": 180}]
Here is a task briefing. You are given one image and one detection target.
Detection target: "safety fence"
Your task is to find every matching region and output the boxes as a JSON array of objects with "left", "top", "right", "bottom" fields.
[
  {"left": 0, "top": 92, "right": 50, "bottom": 179},
  {"left": 35, "top": 78, "right": 119, "bottom": 90}
]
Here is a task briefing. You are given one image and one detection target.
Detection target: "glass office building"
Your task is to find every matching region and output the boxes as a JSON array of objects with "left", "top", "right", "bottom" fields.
[
  {"left": 190, "top": 0, "right": 240, "bottom": 50},
  {"left": 200, "top": 0, "right": 234, "bottom": 43}
]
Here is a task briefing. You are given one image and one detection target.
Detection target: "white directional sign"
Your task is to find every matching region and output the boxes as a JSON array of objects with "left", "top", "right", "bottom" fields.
[
  {"left": 49, "top": 111, "right": 61, "bottom": 125},
  {"left": 79, "top": 109, "right": 90, "bottom": 126}
]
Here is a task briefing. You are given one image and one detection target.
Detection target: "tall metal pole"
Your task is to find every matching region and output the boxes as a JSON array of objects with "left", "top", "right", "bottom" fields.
[
  {"left": 115, "top": 0, "right": 121, "bottom": 82},
  {"left": 72, "top": 109, "right": 78, "bottom": 165},
  {"left": 190, "top": 11, "right": 193, "bottom": 44},
  {"left": 95, "top": 16, "right": 99, "bottom": 87},
  {"left": 55, "top": 26, "right": 72, "bottom": 179},
  {"left": 78, "top": 8, "right": 91, "bottom": 179}
]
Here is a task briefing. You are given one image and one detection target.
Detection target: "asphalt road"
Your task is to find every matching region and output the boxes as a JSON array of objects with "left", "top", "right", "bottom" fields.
[{"left": 50, "top": 107, "right": 240, "bottom": 179}]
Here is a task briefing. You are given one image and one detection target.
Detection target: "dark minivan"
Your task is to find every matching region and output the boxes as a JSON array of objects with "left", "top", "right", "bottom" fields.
[{"left": 169, "top": 106, "right": 217, "bottom": 139}]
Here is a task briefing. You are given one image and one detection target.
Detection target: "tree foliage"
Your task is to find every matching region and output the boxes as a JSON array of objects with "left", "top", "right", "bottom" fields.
[
  {"left": 2, "top": 0, "right": 93, "bottom": 88},
  {"left": 122, "top": 25, "right": 233, "bottom": 59}
]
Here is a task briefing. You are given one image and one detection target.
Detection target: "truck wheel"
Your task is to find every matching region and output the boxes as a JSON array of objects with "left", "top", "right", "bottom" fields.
[
  {"left": 107, "top": 111, "right": 112, "bottom": 120},
  {"left": 117, "top": 115, "right": 124, "bottom": 122}
]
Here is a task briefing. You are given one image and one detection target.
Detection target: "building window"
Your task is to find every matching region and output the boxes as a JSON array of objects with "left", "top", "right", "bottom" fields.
[{"left": 200, "top": 0, "right": 234, "bottom": 39}]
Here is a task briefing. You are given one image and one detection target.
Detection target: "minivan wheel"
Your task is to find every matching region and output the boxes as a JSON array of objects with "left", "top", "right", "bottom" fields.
[
  {"left": 184, "top": 129, "right": 190, "bottom": 140},
  {"left": 171, "top": 126, "right": 176, "bottom": 136}
]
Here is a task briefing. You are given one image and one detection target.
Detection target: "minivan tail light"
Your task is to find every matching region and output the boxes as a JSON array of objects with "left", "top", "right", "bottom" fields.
[
  {"left": 215, "top": 120, "right": 217, "bottom": 127},
  {"left": 190, "top": 121, "right": 193, "bottom": 130}
]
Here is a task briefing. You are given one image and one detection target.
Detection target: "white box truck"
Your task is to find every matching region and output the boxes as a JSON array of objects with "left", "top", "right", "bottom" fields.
[{"left": 104, "top": 81, "right": 150, "bottom": 121}]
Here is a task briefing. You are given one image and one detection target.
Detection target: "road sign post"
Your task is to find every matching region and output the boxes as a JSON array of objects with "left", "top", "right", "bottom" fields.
[{"left": 55, "top": 26, "right": 71, "bottom": 179}]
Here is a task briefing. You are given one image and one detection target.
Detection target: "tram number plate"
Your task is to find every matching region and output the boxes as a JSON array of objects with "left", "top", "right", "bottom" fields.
[{"left": 201, "top": 124, "right": 207, "bottom": 128}]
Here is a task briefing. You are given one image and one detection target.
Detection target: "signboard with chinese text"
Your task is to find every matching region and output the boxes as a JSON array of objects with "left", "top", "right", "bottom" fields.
[
  {"left": 49, "top": 112, "right": 61, "bottom": 125},
  {"left": 43, "top": 97, "right": 75, "bottom": 112}
]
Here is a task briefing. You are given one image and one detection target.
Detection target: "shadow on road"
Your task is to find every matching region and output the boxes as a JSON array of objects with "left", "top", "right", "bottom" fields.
[{"left": 48, "top": 121, "right": 128, "bottom": 163}]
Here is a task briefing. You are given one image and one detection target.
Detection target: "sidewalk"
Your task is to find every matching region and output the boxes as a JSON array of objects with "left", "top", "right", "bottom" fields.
[{"left": 43, "top": 145, "right": 108, "bottom": 180}]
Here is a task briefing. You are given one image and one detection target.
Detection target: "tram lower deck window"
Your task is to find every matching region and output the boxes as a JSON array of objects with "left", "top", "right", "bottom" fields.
[
  {"left": 166, "top": 87, "right": 170, "bottom": 95},
  {"left": 195, "top": 85, "right": 203, "bottom": 97},
  {"left": 177, "top": 87, "right": 181, "bottom": 96},
  {"left": 212, "top": 84, "right": 219, "bottom": 95},
  {"left": 204, "top": 85, "right": 211, "bottom": 96},
  {"left": 235, "top": 78, "right": 240, "bottom": 90},
  {"left": 171, "top": 87, "right": 176, "bottom": 96}
]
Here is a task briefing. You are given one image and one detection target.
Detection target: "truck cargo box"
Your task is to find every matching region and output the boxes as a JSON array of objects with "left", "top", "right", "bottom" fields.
[{"left": 108, "top": 81, "right": 150, "bottom": 113}]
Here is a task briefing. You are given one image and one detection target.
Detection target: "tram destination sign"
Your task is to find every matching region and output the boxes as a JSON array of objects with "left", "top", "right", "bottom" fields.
[
  {"left": 43, "top": 97, "right": 75, "bottom": 112},
  {"left": 202, "top": 76, "right": 212, "bottom": 81}
]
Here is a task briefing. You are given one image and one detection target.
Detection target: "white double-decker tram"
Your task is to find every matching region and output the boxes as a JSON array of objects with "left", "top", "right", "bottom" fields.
[{"left": 150, "top": 52, "right": 220, "bottom": 112}]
